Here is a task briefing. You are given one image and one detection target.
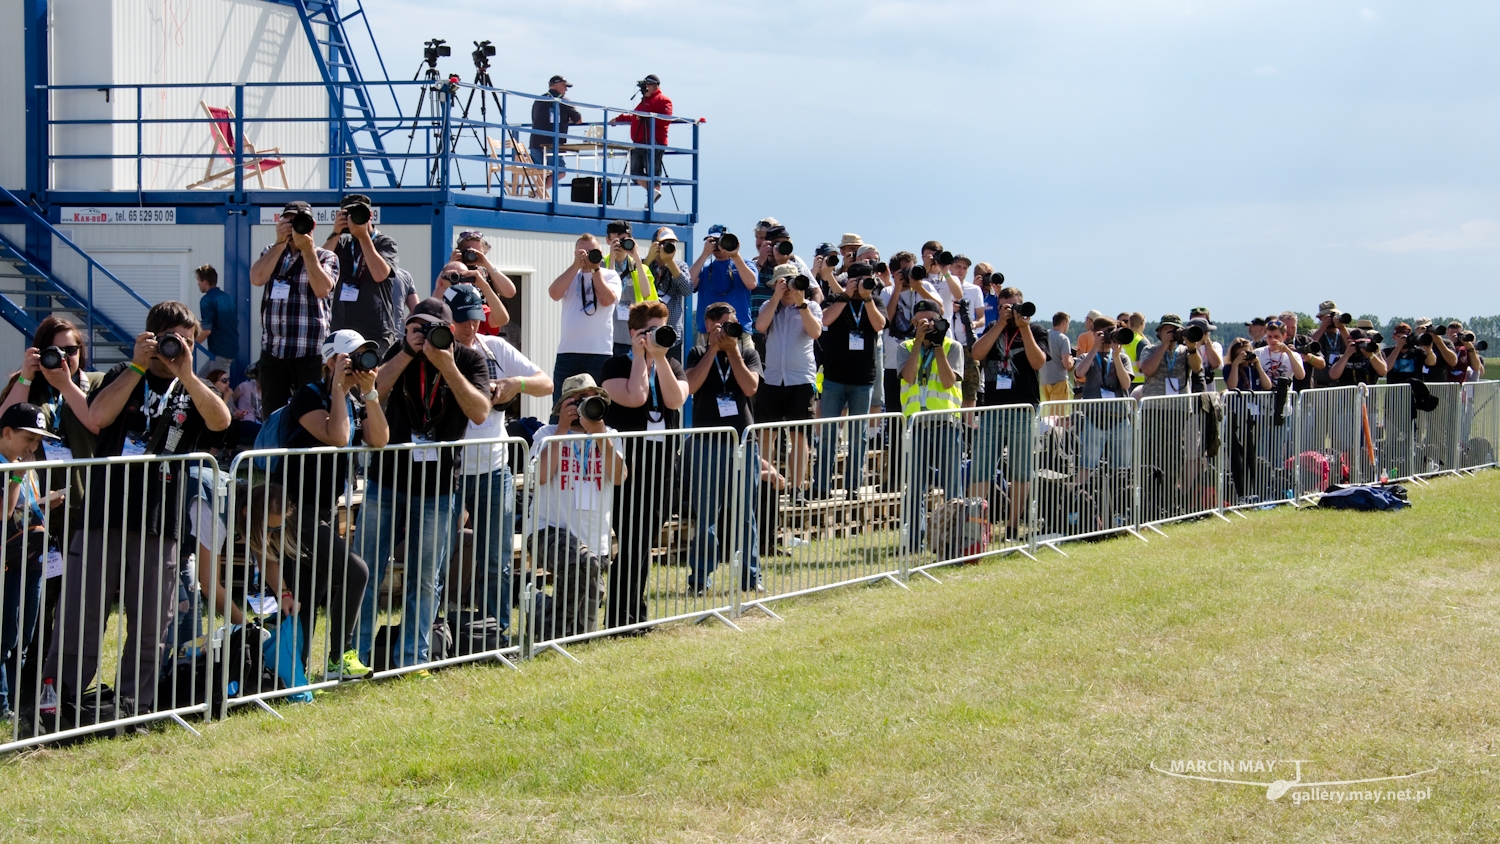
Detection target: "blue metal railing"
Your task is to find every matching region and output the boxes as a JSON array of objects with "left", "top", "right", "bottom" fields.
[{"left": 37, "top": 79, "right": 701, "bottom": 220}]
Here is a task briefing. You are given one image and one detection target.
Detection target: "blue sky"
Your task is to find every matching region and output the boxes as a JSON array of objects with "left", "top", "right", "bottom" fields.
[{"left": 367, "top": 0, "right": 1500, "bottom": 322}]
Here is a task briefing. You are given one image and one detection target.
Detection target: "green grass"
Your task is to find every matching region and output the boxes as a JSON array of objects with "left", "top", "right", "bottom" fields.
[{"left": 5, "top": 473, "right": 1500, "bottom": 842}]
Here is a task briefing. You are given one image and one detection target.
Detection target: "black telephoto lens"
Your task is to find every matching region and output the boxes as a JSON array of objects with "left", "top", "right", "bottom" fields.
[
  {"left": 620, "top": 238, "right": 636, "bottom": 251},
  {"left": 423, "top": 323, "right": 454, "bottom": 350},
  {"left": 823, "top": 252, "right": 839, "bottom": 269},
  {"left": 39, "top": 346, "right": 65, "bottom": 370},
  {"left": 661, "top": 242, "right": 676, "bottom": 255},
  {"left": 929, "top": 318, "right": 950, "bottom": 344},
  {"left": 1338, "top": 312, "right": 1353, "bottom": 325},
  {"left": 1462, "top": 331, "right": 1476, "bottom": 343},
  {"left": 346, "top": 202, "right": 372, "bottom": 226},
  {"left": 461, "top": 248, "right": 481, "bottom": 265},
  {"left": 1416, "top": 333, "right": 1433, "bottom": 347},
  {"left": 861, "top": 277, "right": 878, "bottom": 291},
  {"left": 1115, "top": 327, "right": 1135, "bottom": 346},
  {"left": 936, "top": 250, "right": 953, "bottom": 265},
  {"left": 908, "top": 266, "right": 927, "bottom": 282},
  {"left": 352, "top": 349, "right": 381, "bottom": 372},
  {"left": 651, "top": 325, "right": 678, "bottom": 349},
  {"left": 776, "top": 240, "right": 794, "bottom": 256},
  {"left": 580, "top": 395, "right": 607, "bottom": 421},
  {"left": 1182, "top": 324, "right": 1206, "bottom": 343},
  {"left": 873, "top": 261, "right": 888, "bottom": 275},
  {"left": 586, "top": 248, "right": 603, "bottom": 265},
  {"left": 721, "top": 322, "right": 744, "bottom": 339},
  {"left": 156, "top": 334, "right": 184, "bottom": 360},
  {"left": 1016, "top": 301, "right": 1037, "bottom": 319},
  {"left": 790, "top": 275, "right": 812, "bottom": 292},
  {"left": 1477, "top": 340, "right": 1490, "bottom": 352},
  {"left": 717, "top": 233, "right": 739, "bottom": 252},
  {"left": 290, "top": 211, "right": 315, "bottom": 236}
]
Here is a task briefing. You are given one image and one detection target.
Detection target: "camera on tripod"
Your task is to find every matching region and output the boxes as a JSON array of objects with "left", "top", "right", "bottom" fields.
[
  {"left": 423, "top": 38, "right": 451, "bottom": 66},
  {"left": 471, "top": 40, "right": 495, "bottom": 68}
]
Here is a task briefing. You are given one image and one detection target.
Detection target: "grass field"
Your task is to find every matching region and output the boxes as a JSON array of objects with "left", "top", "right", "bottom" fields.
[{"left": 3, "top": 472, "right": 1500, "bottom": 842}]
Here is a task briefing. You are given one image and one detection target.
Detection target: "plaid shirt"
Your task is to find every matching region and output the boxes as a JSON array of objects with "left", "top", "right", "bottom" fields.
[{"left": 259, "top": 243, "right": 338, "bottom": 359}]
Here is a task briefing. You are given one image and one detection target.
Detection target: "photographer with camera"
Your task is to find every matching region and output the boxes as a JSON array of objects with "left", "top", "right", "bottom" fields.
[
  {"left": 355, "top": 298, "right": 491, "bottom": 670},
  {"left": 1073, "top": 318, "right": 1136, "bottom": 484},
  {"left": 44, "top": 301, "right": 230, "bottom": 719},
  {"left": 602, "top": 221, "right": 654, "bottom": 357},
  {"left": 1225, "top": 338, "right": 1273, "bottom": 391},
  {"left": 610, "top": 74, "right": 674, "bottom": 200},
  {"left": 250, "top": 200, "right": 338, "bottom": 418},
  {"left": 1139, "top": 314, "right": 1206, "bottom": 397},
  {"left": 528, "top": 375, "right": 627, "bottom": 640},
  {"left": 448, "top": 231, "right": 517, "bottom": 335},
  {"left": 683, "top": 303, "right": 763, "bottom": 593},
  {"left": 1252, "top": 318, "right": 1305, "bottom": 385},
  {"left": 278, "top": 329, "right": 388, "bottom": 680},
  {"left": 600, "top": 301, "right": 688, "bottom": 630},
  {"left": 971, "top": 288, "right": 1048, "bottom": 540},
  {"left": 751, "top": 225, "right": 815, "bottom": 345},
  {"left": 1382, "top": 322, "right": 1435, "bottom": 385},
  {"left": 446, "top": 285, "right": 550, "bottom": 641},
  {"left": 1441, "top": 321, "right": 1485, "bottom": 383},
  {"left": 1329, "top": 322, "right": 1389, "bottom": 385},
  {"left": 436, "top": 261, "right": 508, "bottom": 330},
  {"left": 754, "top": 263, "right": 823, "bottom": 499},
  {"left": 643, "top": 227, "right": 692, "bottom": 354},
  {"left": 896, "top": 300, "right": 965, "bottom": 549},
  {"left": 690, "top": 224, "right": 757, "bottom": 334},
  {"left": 324, "top": 194, "right": 401, "bottom": 355},
  {"left": 1307, "top": 301, "right": 1352, "bottom": 388},
  {"left": 530, "top": 75, "right": 583, "bottom": 193},
  {"left": 547, "top": 233, "right": 622, "bottom": 414},
  {"left": 811, "top": 261, "right": 886, "bottom": 501}
]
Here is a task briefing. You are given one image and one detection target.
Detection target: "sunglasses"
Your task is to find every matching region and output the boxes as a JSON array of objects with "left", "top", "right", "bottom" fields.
[
  {"left": 55, "top": 345, "right": 81, "bottom": 357},
  {"left": 1266, "top": 320, "right": 1285, "bottom": 330},
  {"left": 457, "top": 231, "right": 484, "bottom": 242},
  {"left": 216, "top": 377, "right": 230, "bottom": 384}
]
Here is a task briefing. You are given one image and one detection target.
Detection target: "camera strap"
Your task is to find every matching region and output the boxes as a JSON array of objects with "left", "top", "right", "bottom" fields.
[
  {"left": 274, "top": 247, "right": 305, "bottom": 284},
  {"left": 606, "top": 256, "right": 657, "bottom": 302},
  {"left": 577, "top": 270, "right": 598, "bottom": 314}
]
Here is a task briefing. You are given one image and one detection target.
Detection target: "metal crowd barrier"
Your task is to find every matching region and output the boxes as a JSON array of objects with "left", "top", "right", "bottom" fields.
[{"left": 6, "top": 382, "right": 1499, "bottom": 754}]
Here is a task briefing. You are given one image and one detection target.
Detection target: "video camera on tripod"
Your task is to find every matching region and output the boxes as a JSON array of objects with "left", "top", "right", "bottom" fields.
[
  {"left": 471, "top": 40, "right": 495, "bottom": 68},
  {"left": 423, "top": 38, "right": 451, "bottom": 67}
]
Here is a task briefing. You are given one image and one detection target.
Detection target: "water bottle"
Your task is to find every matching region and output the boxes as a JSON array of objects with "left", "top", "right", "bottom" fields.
[
  {"left": 38, "top": 678, "right": 58, "bottom": 716},
  {"left": 1284, "top": 488, "right": 1295, "bottom": 503}
]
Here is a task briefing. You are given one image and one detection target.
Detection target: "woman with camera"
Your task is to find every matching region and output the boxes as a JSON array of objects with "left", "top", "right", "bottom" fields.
[
  {"left": 1225, "top": 338, "right": 1273, "bottom": 392},
  {"left": 811, "top": 261, "right": 885, "bottom": 501},
  {"left": 600, "top": 301, "right": 688, "bottom": 631},
  {"left": 281, "top": 329, "right": 387, "bottom": 678}
]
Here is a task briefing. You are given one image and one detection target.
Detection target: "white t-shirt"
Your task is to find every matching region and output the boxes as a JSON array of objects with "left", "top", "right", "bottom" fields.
[
  {"left": 189, "top": 497, "right": 228, "bottom": 557},
  {"left": 461, "top": 334, "right": 543, "bottom": 475},
  {"left": 952, "top": 282, "right": 987, "bottom": 347},
  {"left": 880, "top": 279, "right": 942, "bottom": 364},
  {"left": 1254, "top": 346, "right": 1295, "bottom": 382},
  {"left": 557, "top": 268, "right": 622, "bottom": 356},
  {"left": 528, "top": 423, "right": 624, "bottom": 555}
]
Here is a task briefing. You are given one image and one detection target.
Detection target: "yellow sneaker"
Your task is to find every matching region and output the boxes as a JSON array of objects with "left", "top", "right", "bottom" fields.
[{"left": 327, "top": 649, "right": 372, "bottom": 679}]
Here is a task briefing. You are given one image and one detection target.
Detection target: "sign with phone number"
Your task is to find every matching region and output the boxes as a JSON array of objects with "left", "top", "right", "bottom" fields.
[
  {"left": 59, "top": 207, "right": 176, "bottom": 224},
  {"left": 257, "top": 207, "right": 381, "bottom": 225}
]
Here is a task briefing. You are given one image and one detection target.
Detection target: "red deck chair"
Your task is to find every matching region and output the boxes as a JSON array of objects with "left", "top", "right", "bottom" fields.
[{"left": 186, "top": 102, "right": 289, "bottom": 190}]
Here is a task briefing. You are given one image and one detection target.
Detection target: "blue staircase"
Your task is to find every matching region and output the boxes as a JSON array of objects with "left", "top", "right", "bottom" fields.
[
  {"left": 0, "top": 186, "right": 151, "bottom": 367},
  {"left": 282, "top": 0, "right": 402, "bottom": 188}
]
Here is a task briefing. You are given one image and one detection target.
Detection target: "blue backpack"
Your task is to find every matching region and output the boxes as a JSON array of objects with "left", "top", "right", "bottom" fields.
[
  {"left": 1317, "top": 484, "right": 1410, "bottom": 511},
  {"left": 252, "top": 383, "right": 354, "bottom": 472}
]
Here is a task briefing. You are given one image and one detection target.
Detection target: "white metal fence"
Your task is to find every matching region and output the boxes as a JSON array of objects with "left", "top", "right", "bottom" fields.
[{"left": 3, "top": 382, "right": 1496, "bottom": 752}]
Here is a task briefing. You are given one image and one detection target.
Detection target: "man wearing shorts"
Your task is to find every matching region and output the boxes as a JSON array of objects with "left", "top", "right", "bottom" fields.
[{"left": 753, "top": 262, "right": 822, "bottom": 503}]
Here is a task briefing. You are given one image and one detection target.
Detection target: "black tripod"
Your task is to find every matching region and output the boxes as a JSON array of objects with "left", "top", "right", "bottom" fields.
[
  {"left": 450, "top": 43, "right": 542, "bottom": 196},
  {"left": 400, "top": 39, "right": 452, "bottom": 187}
]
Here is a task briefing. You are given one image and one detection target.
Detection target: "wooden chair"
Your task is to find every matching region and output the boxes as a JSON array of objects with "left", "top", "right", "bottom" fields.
[
  {"left": 186, "top": 101, "right": 289, "bottom": 190},
  {"left": 487, "top": 136, "right": 549, "bottom": 199}
]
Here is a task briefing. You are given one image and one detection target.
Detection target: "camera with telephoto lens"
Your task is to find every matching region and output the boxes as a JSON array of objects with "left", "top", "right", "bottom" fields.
[
  {"left": 775, "top": 240, "right": 794, "bottom": 257},
  {"left": 907, "top": 266, "right": 927, "bottom": 283},
  {"left": 648, "top": 325, "right": 678, "bottom": 349},
  {"left": 860, "top": 276, "right": 878, "bottom": 292},
  {"left": 1410, "top": 331, "right": 1434, "bottom": 347},
  {"left": 789, "top": 274, "right": 812, "bottom": 292},
  {"left": 1368, "top": 331, "right": 1384, "bottom": 345},
  {"left": 619, "top": 238, "right": 636, "bottom": 251},
  {"left": 873, "top": 261, "right": 888, "bottom": 275},
  {"left": 1460, "top": 332, "right": 1488, "bottom": 351},
  {"left": 39, "top": 346, "right": 66, "bottom": 370},
  {"left": 1012, "top": 301, "right": 1037, "bottom": 320},
  {"left": 936, "top": 250, "right": 953, "bottom": 266},
  {"left": 351, "top": 347, "right": 381, "bottom": 372},
  {"left": 460, "top": 248, "right": 481, "bottom": 265},
  {"left": 823, "top": 252, "right": 839, "bottom": 269},
  {"left": 925, "top": 318, "right": 949, "bottom": 346},
  {"left": 721, "top": 321, "right": 744, "bottom": 339},
  {"left": 420, "top": 322, "right": 454, "bottom": 351},
  {"left": 660, "top": 241, "right": 676, "bottom": 255},
  {"left": 1102, "top": 326, "right": 1134, "bottom": 346},
  {"left": 288, "top": 208, "right": 315, "bottom": 236},
  {"left": 345, "top": 200, "right": 372, "bottom": 227},
  {"left": 1176, "top": 323, "right": 1206, "bottom": 344},
  {"left": 1326, "top": 311, "right": 1353, "bottom": 325},
  {"left": 578, "top": 395, "right": 607, "bottom": 422},
  {"left": 155, "top": 333, "right": 185, "bottom": 360},
  {"left": 716, "top": 233, "right": 739, "bottom": 252},
  {"left": 585, "top": 248, "right": 603, "bottom": 265}
]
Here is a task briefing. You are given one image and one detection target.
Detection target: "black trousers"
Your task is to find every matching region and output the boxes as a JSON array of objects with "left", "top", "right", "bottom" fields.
[
  {"left": 257, "top": 353, "right": 323, "bottom": 421},
  {"left": 291, "top": 514, "right": 369, "bottom": 666},
  {"left": 606, "top": 439, "right": 669, "bottom": 629}
]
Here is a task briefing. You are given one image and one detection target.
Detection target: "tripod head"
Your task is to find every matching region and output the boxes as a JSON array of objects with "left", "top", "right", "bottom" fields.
[{"left": 472, "top": 40, "right": 496, "bottom": 71}]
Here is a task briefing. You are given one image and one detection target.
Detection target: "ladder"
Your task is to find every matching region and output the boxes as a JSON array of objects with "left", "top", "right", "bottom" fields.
[{"left": 283, "top": 0, "right": 402, "bottom": 188}]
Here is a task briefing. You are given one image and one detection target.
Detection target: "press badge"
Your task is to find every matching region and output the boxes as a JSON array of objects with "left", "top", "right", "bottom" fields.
[
  {"left": 574, "top": 480, "right": 600, "bottom": 511},
  {"left": 615, "top": 303, "right": 631, "bottom": 321},
  {"left": 848, "top": 335, "right": 865, "bottom": 351},
  {"left": 121, "top": 433, "right": 148, "bottom": 457},
  {"left": 410, "top": 434, "right": 439, "bottom": 463},
  {"left": 716, "top": 395, "right": 738, "bottom": 418},
  {"left": 646, "top": 416, "right": 666, "bottom": 443},
  {"left": 994, "top": 375, "right": 1014, "bottom": 391},
  {"left": 270, "top": 280, "right": 291, "bottom": 300},
  {"left": 42, "top": 440, "right": 72, "bottom": 461},
  {"left": 339, "top": 283, "right": 360, "bottom": 302},
  {"left": 1165, "top": 378, "right": 1181, "bottom": 396},
  {"left": 43, "top": 548, "right": 64, "bottom": 579},
  {"left": 1100, "top": 389, "right": 1116, "bottom": 399}
]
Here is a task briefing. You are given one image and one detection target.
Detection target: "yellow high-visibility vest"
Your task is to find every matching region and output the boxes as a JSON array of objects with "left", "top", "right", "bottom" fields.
[
  {"left": 900, "top": 337, "right": 963, "bottom": 416},
  {"left": 605, "top": 255, "right": 658, "bottom": 303}
]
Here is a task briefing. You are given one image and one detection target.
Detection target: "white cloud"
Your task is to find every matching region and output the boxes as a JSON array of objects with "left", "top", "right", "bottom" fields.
[{"left": 1371, "top": 220, "right": 1500, "bottom": 252}]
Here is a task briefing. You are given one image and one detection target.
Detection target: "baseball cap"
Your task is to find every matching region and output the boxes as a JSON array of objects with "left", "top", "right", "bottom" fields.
[
  {"left": 706, "top": 223, "right": 728, "bottom": 237},
  {"left": 1317, "top": 300, "right": 1340, "bottom": 316},
  {"left": 756, "top": 217, "right": 780, "bottom": 230},
  {"left": 764, "top": 225, "right": 790, "bottom": 241},
  {"left": 443, "top": 284, "right": 487, "bottom": 323},
  {"left": 282, "top": 200, "right": 312, "bottom": 215},
  {"left": 913, "top": 300, "right": 942, "bottom": 316},
  {"left": 1187, "top": 316, "right": 1217, "bottom": 332},
  {"left": 548, "top": 74, "right": 572, "bottom": 87},
  {"left": 855, "top": 245, "right": 879, "bottom": 258},
  {"left": 407, "top": 297, "right": 453, "bottom": 326},
  {"left": 340, "top": 193, "right": 372, "bottom": 207},
  {"left": 639, "top": 74, "right": 661, "bottom": 87},
  {"left": 0, "top": 403, "right": 59, "bottom": 440},
  {"left": 320, "top": 329, "right": 377, "bottom": 364},
  {"left": 838, "top": 233, "right": 863, "bottom": 248},
  {"left": 1158, "top": 313, "right": 1184, "bottom": 329},
  {"left": 1248, "top": 317, "right": 1268, "bottom": 326},
  {"left": 846, "top": 261, "right": 873, "bottom": 278},
  {"left": 654, "top": 226, "right": 678, "bottom": 242}
]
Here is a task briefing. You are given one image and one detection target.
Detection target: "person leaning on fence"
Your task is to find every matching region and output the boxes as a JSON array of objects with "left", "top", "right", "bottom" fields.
[
  {"left": 43, "top": 301, "right": 231, "bottom": 720},
  {"left": 600, "top": 300, "right": 688, "bottom": 631},
  {"left": 450, "top": 231, "right": 518, "bottom": 336},
  {"left": 896, "top": 300, "right": 965, "bottom": 551},
  {"left": 357, "top": 298, "right": 492, "bottom": 671},
  {"left": 812, "top": 261, "right": 885, "bottom": 501},
  {"left": 194, "top": 264, "right": 239, "bottom": 376},
  {"left": 448, "top": 284, "right": 552, "bottom": 640},
  {"left": 548, "top": 233, "right": 622, "bottom": 418},
  {"left": 754, "top": 262, "right": 823, "bottom": 503},
  {"left": 1329, "top": 323, "right": 1388, "bottom": 385},
  {"left": 282, "top": 329, "right": 390, "bottom": 679},
  {"left": 1072, "top": 318, "right": 1135, "bottom": 485},
  {"left": 0, "top": 404, "right": 67, "bottom": 721},
  {"left": 689, "top": 224, "right": 756, "bottom": 336},
  {"left": 324, "top": 194, "right": 401, "bottom": 356},
  {"left": 970, "top": 289, "right": 1048, "bottom": 540},
  {"left": 684, "top": 302, "right": 763, "bottom": 594},
  {"left": 1382, "top": 322, "right": 1434, "bottom": 385},
  {"left": 528, "top": 376, "right": 627, "bottom": 641},
  {"left": 251, "top": 201, "right": 338, "bottom": 419}
]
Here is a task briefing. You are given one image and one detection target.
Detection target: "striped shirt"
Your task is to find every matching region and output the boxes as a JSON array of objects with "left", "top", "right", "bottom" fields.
[{"left": 259, "top": 243, "right": 338, "bottom": 359}]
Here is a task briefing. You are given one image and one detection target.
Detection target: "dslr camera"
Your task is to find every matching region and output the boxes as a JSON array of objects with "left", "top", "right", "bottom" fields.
[
  {"left": 344, "top": 199, "right": 372, "bottom": 227},
  {"left": 720, "top": 321, "right": 745, "bottom": 339},
  {"left": 39, "top": 346, "right": 67, "bottom": 370},
  {"left": 860, "top": 276, "right": 879, "bottom": 292},
  {"left": 715, "top": 232, "right": 740, "bottom": 252},
  {"left": 1102, "top": 326, "right": 1134, "bottom": 346},
  {"left": 619, "top": 237, "right": 636, "bottom": 252},
  {"left": 419, "top": 322, "right": 454, "bottom": 351},
  {"left": 585, "top": 248, "right": 604, "bottom": 265},
  {"left": 1173, "top": 323, "right": 1206, "bottom": 344},
  {"left": 577, "top": 394, "right": 607, "bottom": 422},
  {"left": 460, "top": 248, "right": 482, "bottom": 266},
  {"left": 936, "top": 250, "right": 953, "bottom": 266},
  {"left": 647, "top": 325, "right": 678, "bottom": 349},
  {"left": 775, "top": 240, "right": 795, "bottom": 257},
  {"left": 155, "top": 333, "right": 186, "bottom": 360},
  {"left": 287, "top": 207, "right": 316, "bottom": 236},
  {"left": 350, "top": 347, "right": 381, "bottom": 372},
  {"left": 925, "top": 318, "right": 950, "bottom": 346},
  {"left": 789, "top": 274, "right": 812, "bottom": 292}
]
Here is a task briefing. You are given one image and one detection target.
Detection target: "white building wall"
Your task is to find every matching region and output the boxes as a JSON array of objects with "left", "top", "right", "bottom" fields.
[
  {"left": 0, "top": 0, "right": 27, "bottom": 188},
  {"left": 49, "top": 223, "right": 224, "bottom": 336},
  {"left": 50, "top": 0, "right": 327, "bottom": 192}
]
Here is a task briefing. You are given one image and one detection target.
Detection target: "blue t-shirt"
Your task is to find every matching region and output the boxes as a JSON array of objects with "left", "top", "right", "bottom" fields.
[
  {"left": 199, "top": 286, "right": 239, "bottom": 359},
  {"left": 983, "top": 292, "right": 1000, "bottom": 326},
  {"left": 694, "top": 258, "right": 751, "bottom": 334}
]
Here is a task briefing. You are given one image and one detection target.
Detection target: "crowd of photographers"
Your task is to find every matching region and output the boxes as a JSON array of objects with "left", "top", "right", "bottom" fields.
[{"left": 0, "top": 199, "right": 1490, "bottom": 726}]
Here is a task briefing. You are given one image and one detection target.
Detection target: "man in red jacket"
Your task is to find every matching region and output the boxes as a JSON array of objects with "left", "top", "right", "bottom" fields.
[{"left": 612, "top": 74, "right": 674, "bottom": 198}]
